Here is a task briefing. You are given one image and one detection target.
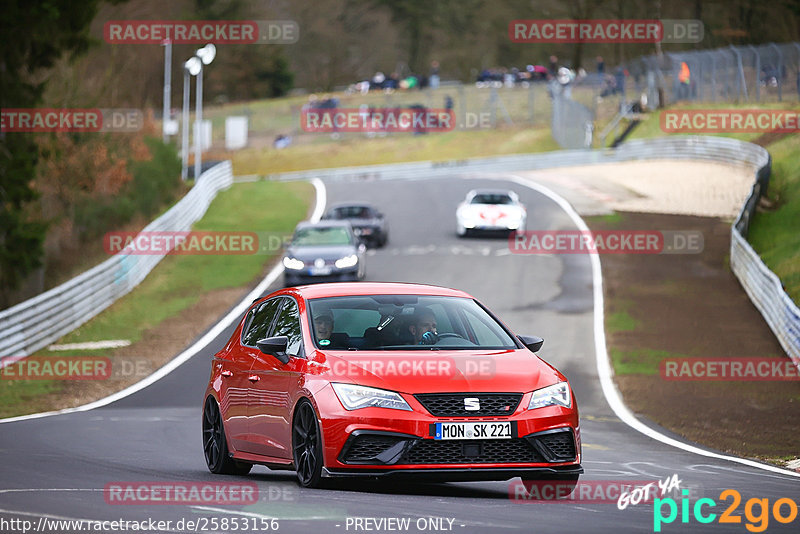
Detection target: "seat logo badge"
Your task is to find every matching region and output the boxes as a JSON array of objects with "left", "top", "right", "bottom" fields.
[
  {"left": 314, "top": 258, "right": 325, "bottom": 268},
  {"left": 464, "top": 398, "right": 480, "bottom": 411}
]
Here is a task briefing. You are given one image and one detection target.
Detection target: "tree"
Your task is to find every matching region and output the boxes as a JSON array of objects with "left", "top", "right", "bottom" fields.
[{"left": 0, "top": 0, "right": 125, "bottom": 306}]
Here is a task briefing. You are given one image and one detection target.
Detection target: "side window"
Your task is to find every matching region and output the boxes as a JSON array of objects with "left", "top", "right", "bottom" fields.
[
  {"left": 242, "top": 299, "right": 281, "bottom": 346},
  {"left": 272, "top": 298, "right": 303, "bottom": 356}
]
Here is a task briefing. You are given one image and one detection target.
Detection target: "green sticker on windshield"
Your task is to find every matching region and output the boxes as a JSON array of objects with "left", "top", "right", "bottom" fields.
[{"left": 319, "top": 339, "right": 330, "bottom": 346}]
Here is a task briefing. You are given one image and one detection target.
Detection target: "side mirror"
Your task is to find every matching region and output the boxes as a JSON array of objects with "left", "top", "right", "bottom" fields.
[
  {"left": 257, "top": 336, "right": 290, "bottom": 364},
  {"left": 518, "top": 335, "right": 544, "bottom": 353}
]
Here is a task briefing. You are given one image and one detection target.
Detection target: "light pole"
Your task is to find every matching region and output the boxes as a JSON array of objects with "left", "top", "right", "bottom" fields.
[
  {"left": 193, "top": 44, "right": 216, "bottom": 181},
  {"left": 162, "top": 39, "right": 172, "bottom": 143},
  {"left": 181, "top": 57, "right": 201, "bottom": 181}
]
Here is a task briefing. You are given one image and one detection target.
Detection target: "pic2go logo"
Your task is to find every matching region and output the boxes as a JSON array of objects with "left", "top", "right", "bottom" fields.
[{"left": 654, "top": 489, "right": 798, "bottom": 532}]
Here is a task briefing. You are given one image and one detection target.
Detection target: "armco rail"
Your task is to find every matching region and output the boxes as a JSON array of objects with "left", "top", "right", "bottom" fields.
[
  {"left": 0, "top": 161, "right": 233, "bottom": 357},
  {"left": 250, "top": 136, "right": 798, "bottom": 367}
]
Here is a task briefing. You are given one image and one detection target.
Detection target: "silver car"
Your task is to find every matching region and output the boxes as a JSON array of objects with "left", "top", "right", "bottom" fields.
[{"left": 283, "top": 221, "right": 366, "bottom": 286}]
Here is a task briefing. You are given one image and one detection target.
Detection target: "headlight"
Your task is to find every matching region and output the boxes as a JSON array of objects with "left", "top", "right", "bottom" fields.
[
  {"left": 334, "top": 254, "right": 358, "bottom": 269},
  {"left": 331, "top": 383, "right": 412, "bottom": 411},
  {"left": 283, "top": 257, "right": 304, "bottom": 270},
  {"left": 528, "top": 382, "right": 571, "bottom": 410},
  {"left": 458, "top": 210, "right": 476, "bottom": 228}
]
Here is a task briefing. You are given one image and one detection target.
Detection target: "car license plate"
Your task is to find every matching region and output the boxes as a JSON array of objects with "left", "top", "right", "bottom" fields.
[
  {"left": 309, "top": 266, "right": 331, "bottom": 276},
  {"left": 434, "top": 422, "right": 512, "bottom": 440}
]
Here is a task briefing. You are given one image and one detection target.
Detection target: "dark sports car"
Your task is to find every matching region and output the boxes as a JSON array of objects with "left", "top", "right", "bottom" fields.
[
  {"left": 282, "top": 221, "right": 366, "bottom": 286},
  {"left": 322, "top": 203, "right": 388, "bottom": 248},
  {"left": 203, "top": 282, "right": 582, "bottom": 489}
]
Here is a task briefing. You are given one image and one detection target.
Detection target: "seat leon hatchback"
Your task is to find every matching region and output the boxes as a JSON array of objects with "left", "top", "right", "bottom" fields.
[{"left": 203, "top": 282, "right": 581, "bottom": 488}]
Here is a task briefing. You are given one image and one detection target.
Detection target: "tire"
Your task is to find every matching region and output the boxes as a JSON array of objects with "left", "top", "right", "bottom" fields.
[
  {"left": 203, "top": 397, "right": 253, "bottom": 475},
  {"left": 292, "top": 399, "right": 324, "bottom": 488},
  {"left": 456, "top": 225, "right": 469, "bottom": 238},
  {"left": 520, "top": 474, "right": 579, "bottom": 501}
]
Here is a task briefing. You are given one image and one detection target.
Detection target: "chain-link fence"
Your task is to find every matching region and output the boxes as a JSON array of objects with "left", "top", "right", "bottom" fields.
[
  {"left": 550, "top": 81, "right": 594, "bottom": 149},
  {"left": 627, "top": 42, "right": 800, "bottom": 106}
]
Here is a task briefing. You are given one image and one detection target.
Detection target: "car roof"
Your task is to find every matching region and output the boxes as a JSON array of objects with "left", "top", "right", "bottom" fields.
[{"left": 280, "top": 282, "right": 472, "bottom": 300}]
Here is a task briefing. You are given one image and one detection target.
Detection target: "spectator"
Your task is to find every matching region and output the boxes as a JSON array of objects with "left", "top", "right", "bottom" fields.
[
  {"left": 549, "top": 55, "right": 559, "bottom": 77},
  {"left": 429, "top": 60, "right": 440, "bottom": 89},
  {"left": 596, "top": 56, "right": 605, "bottom": 74},
  {"left": 615, "top": 66, "right": 627, "bottom": 97},
  {"left": 678, "top": 61, "right": 690, "bottom": 99}
]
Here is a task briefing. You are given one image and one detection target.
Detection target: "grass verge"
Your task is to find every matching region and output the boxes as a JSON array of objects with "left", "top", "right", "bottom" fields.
[
  {"left": 228, "top": 127, "right": 560, "bottom": 175},
  {"left": 0, "top": 180, "right": 312, "bottom": 418}
]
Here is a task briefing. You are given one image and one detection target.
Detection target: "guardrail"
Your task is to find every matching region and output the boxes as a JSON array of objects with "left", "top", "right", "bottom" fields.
[
  {"left": 0, "top": 161, "right": 233, "bottom": 357},
  {"left": 250, "top": 136, "right": 799, "bottom": 367}
]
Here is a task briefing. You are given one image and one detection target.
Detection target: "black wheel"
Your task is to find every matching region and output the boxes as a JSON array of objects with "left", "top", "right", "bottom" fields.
[
  {"left": 521, "top": 474, "right": 580, "bottom": 500},
  {"left": 203, "top": 397, "right": 252, "bottom": 475},
  {"left": 292, "top": 399, "right": 324, "bottom": 488}
]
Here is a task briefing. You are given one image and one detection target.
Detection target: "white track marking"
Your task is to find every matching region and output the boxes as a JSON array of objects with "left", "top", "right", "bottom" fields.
[
  {"left": 0, "top": 178, "right": 326, "bottom": 425},
  {"left": 48, "top": 340, "right": 131, "bottom": 351},
  {"left": 506, "top": 174, "right": 800, "bottom": 479}
]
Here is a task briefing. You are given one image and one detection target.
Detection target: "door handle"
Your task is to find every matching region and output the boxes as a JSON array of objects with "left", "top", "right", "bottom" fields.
[
  {"left": 220, "top": 369, "right": 233, "bottom": 377},
  {"left": 248, "top": 374, "right": 260, "bottom": 382}
]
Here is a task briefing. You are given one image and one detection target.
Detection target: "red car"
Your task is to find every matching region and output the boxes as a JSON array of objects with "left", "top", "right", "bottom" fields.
[{"left": 203, "top": 282, "right": 581, "bottom": 488}]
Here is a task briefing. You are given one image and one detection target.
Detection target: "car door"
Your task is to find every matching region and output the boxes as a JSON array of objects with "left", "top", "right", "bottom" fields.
[
  {"left": 247, "top": 296, "right": 304, "bottom": 459},
  {"left": 215, "top": 344, "right": 253, "bottom": 452},
  {"left": 233, "top": 297, "right": 281, "bottom": 454}
]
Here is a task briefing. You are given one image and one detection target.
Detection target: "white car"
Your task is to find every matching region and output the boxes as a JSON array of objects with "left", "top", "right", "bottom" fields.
[{"left": 456, "top": 189, "right": 527, "bottom": 237}]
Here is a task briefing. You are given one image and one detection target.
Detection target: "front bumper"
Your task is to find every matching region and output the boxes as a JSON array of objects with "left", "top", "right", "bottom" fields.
[
  {"left": 284, "top": 267, "right": 359, "bottom": 285},
  {"left": 322, "top": 465, "right": 583, "bottom": 481},
  {"left": 316, "top": 386, "right": 581, "bottom": 477}
]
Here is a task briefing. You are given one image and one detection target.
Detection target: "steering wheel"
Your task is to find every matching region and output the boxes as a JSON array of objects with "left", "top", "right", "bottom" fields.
[{"left": 436, "top": 333, "right": 465, "bottom": 340}]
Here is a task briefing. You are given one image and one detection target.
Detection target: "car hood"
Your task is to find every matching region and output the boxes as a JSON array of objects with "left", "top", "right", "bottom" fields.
[
  {"left": 317, "top": 349, "right": 564, "bottom": 394},
  {"left": 286, "top": 244, "right": 356, "bottom": 261}
]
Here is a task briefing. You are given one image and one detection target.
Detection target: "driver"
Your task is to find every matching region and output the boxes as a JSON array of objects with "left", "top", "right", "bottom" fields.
[{"left": 409, "top": 307, "right": 438, "bottom": 345}]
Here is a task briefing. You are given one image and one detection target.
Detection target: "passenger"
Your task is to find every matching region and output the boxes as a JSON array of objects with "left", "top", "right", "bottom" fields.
[{"left": 313, "top": 312, "right": 334, "bottom": 343}]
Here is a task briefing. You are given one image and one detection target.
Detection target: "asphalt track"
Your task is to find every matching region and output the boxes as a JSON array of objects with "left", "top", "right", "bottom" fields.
[{"left": 1, "top": 174, "right": 798, "bottom": 534}]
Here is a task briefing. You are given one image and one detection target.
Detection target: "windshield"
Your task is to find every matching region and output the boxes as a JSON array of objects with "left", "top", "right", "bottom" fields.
[
  {"left": 333, "top": 206, "right": 372, "bottom": 219},
  {"left": 308, "top": 295, "right": 518, "bottom": 350},
  {"left": 293, "top": 226, "right": 352, "bottom": 246},
  {"left": 471, "top": 194, "right": 513, "bottom": 205}
]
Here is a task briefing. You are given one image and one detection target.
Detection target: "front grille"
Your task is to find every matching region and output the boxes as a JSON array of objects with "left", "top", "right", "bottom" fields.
[
  {"left": 341, "top": 434, "right": 406, "bottom": 463},
  {"left": 399, "top": 439, "right": 544, "bottom": 465},
  {"left": 414, "top": 393, "right": 522, "bottom": 417},
  {"left": 531, "top": 430, "right": 577, "bottom": 461}
]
